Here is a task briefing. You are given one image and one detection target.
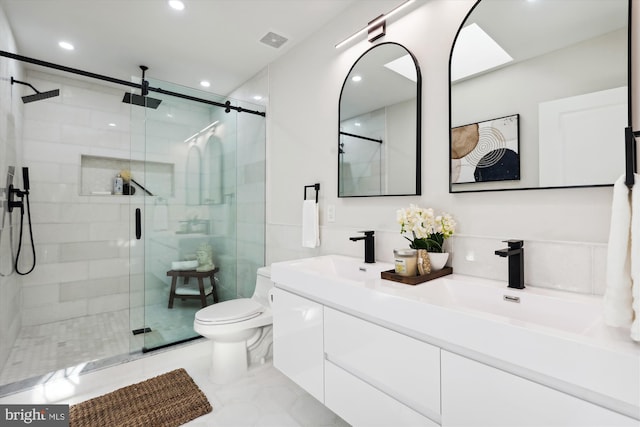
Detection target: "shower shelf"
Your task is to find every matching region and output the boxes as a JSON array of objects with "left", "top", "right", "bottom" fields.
[{"left": 80, "top": 154, "right": 174, "bottom": 196}]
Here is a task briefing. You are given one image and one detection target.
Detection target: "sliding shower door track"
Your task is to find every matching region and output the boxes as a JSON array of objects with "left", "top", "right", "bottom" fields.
[{"left": 0, "top": 50, "right": 265, "bottom": 117}]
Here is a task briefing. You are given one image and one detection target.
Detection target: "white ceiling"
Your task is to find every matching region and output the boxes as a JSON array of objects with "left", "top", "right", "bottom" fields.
[{"left": 0, "top": 0, "right": 356, "bottom": 96}]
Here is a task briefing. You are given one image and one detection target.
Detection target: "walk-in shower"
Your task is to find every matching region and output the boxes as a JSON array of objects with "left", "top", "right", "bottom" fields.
[{"left": 0, "top": 50, "right": 266, "bottom": 389}]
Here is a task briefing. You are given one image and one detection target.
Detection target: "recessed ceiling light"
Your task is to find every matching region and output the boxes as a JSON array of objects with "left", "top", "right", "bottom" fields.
[
  {"left": 168, "top": 0, "right": 185, "bottom": 11},
  {"left": 354, "top": 122, "right": 361, "bottom": 127},
  {"left": 351, "top": 75, "right": 362, "bottom": 82},
  {"left": 58, "top": 41, "right": 74, "bottom": 51},
  {"left": 200, "top": 80, "right": 210, "bottom": 88},
  {"left": 253, "top": 95, "right": 263, "bottom": 101},
  {"left": 108, "top": 123, "right": 117, "bottom": 127}
]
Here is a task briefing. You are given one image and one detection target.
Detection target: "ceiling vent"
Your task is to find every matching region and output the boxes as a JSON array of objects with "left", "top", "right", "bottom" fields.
[{"left": 260, "top": 32, "right": 288, "bottom": 49}]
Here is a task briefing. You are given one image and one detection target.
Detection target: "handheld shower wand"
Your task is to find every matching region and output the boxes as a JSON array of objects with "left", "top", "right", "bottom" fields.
[{"left": 8, "top": 167, "right": 36, "bottom": 275}]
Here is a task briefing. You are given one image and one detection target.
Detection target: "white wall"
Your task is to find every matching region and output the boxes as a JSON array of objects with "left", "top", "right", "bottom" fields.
[
  {"left": 266, "top": 0, "right": 640, "bottom": 295},
  {"left": 0, "top": 5, "right": 24, "bottom": 373}
]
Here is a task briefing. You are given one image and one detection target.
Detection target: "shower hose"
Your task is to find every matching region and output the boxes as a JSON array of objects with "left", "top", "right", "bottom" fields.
[{"left": 15, "top": 190, "right": 36, "bottom": 275}]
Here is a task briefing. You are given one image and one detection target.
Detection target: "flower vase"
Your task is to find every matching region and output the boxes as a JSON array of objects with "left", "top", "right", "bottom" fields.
[{"left": 428, "top": 252, "right": 449, "bottom": 271}]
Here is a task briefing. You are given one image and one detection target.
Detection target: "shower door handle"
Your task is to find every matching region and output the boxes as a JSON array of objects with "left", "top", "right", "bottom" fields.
[{"left": 135, "top": 208, "right": 142, "bottom": 240}]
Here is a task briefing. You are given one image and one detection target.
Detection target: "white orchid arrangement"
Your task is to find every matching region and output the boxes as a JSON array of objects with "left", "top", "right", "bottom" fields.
[{"left": 396, "top": 204, "right": 456, "bottom": 253}]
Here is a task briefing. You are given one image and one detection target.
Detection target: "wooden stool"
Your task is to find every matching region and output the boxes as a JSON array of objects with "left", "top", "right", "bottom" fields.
[{"left": 167, "top": 268, "right": 219, "bottom": 308}]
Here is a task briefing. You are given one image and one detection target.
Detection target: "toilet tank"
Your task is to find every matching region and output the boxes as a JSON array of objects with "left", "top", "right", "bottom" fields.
[{"left": 253, "top": 266, "right": 273, "bottom": 307}]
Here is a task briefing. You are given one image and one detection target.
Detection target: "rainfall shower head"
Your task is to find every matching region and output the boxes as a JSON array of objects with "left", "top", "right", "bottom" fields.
[
  {"left": 122, "top": 92, "right": 162, "bottom": 109},
  {"left": 122, "top": 65, "right": 162, "bottom": 109},
  {"left": 11, "top": 77, "right": 60, "bottom": 103},
  {"left": 22, "top": 89, "right": 60, "bottom": 103}
]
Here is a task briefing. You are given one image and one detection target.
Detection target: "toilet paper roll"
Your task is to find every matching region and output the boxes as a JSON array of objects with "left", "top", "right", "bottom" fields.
[{"left": 171, "top": 260, "right": 199, "bottom": 271}]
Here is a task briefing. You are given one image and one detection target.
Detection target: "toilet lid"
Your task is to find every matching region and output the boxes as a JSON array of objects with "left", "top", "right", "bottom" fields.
[{"left": 195, "top": 298, "right": 263, "bottom": 325}]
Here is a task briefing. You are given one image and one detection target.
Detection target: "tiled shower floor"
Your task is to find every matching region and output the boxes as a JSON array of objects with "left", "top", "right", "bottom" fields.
[{"left": 0, "top": 302, "right": 203, "bottom": 386}]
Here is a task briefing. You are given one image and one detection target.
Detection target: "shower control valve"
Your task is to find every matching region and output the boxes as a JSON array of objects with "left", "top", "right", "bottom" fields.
[{"left": 7, "top": 184, "right": 26, "bottom": 213}]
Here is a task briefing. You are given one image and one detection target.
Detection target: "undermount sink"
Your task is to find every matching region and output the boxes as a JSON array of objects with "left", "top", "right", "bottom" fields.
[
  {"left": 291, "top": 254, "right": 392, "bottom": 280},
  {"left": 271, "top": 254, "right": 393, "bottom": 289},
  {"left": 408, "top": 276, "right": 604, "bottom": 335}
]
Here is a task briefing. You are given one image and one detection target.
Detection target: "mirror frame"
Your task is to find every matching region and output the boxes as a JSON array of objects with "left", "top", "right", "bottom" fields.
[
  {"left": 448, "top": 0, "right": 632, "bottom": 193},
  {"left": 338, "top": 41, "right": 422, "bottom": 198}
]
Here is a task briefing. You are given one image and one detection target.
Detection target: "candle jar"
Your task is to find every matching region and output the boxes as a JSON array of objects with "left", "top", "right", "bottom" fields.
[{"left": 393, "top": 248, "right": 418, "bottom": 277}]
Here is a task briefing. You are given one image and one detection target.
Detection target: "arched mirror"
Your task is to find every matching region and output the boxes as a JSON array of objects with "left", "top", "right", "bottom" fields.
[
  {"left": 339, "top": 42, "right": 421, "bottom": 197},
  {"left": 185, "top": 144, "right": 201, "bottom": 205},
  {"left": 449, "top": 0, "right": 630, "bottom": 192}
]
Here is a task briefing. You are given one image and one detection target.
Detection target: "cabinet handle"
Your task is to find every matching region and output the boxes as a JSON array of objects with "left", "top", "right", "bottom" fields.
[{"left": 135, "top": 208, "right": 142, "bottom": 240}]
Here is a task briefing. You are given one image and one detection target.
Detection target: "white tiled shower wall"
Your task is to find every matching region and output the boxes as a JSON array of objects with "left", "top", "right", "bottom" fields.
[
  {"left": 0, "top": 6, "right": 24, "bottom": 374},
  {"left": 20, "top": 70, "right": 148, "bottom": 326}
]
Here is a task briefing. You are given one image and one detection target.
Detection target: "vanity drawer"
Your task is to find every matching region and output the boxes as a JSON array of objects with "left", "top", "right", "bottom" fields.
[
  {"left": 324, "top": 307, "right": 440, "bottom": 419},
  {"left": 441, "top": 351, "right": 638, "bottom": 427},
  {"left": 325, "top": 361, "right": 439, "bottom": 427}
]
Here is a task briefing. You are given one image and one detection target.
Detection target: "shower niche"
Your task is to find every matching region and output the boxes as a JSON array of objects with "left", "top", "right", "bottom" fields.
[{"left": 80, "top": 155, "right": 174, "bottom": 197}]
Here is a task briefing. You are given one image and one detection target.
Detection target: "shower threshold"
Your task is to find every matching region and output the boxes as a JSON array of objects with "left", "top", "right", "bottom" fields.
[{"left": 0, "top": 337, "right": 204, "bottom": 398}]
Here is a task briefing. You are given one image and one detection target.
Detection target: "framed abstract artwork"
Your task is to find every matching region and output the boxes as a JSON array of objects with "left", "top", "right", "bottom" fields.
[{"left": 451, "top": 114, "right": 520, "bottom": 184}]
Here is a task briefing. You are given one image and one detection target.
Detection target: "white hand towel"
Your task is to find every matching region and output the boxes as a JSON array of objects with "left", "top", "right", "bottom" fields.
[
  {"left": 630, "top": 174, "right": 640, "bottom": 341},
  {"left": 171, "top": 260, "right": 198, "bottom": 271},
  {"left": 603, "top": 175, "right": 633, "bottom": 327},
  {"left": 302, "top": 200, "right": 320, "bottom": 248}
]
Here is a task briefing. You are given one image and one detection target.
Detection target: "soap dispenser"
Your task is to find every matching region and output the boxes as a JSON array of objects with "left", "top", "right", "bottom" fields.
[{"left": 113, "top": 173, "right": 123, "bottom": 195}]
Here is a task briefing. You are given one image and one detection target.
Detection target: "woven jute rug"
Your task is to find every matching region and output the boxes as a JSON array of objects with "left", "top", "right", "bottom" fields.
[{"left": 69, "top": 368, "right": 212, "bottom": 427}]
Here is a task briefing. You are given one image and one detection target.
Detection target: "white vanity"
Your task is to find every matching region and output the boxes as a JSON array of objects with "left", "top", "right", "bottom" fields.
[{"left": 270, "top": 255, "right": 640, "bottom": 427}]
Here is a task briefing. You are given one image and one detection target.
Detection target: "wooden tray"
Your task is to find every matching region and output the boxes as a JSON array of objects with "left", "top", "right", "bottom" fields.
[{"left": 381, "top": 267, "right": 453, "bottom": 285}]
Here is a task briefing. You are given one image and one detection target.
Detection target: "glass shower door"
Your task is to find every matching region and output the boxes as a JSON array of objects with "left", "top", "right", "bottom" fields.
[{"left": 136, "top": 79, "right": 240, "bottom": 351}]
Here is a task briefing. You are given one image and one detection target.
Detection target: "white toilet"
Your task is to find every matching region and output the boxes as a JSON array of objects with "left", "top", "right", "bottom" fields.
[{"left": 194, "top": 266, "right": 273, "bottom": 384}]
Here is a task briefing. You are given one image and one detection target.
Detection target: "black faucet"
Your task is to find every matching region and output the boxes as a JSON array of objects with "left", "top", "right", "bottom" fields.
[
  {"left": 349, "top": 231, "right": 375, "bottom": 263},
  {"left": 494, "top": 240, "right": 525, "bottom": 289}
]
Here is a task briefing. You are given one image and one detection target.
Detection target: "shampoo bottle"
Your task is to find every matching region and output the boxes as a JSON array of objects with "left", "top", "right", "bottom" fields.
[{"left": 113, "top": 173, "right": 123, "bottom": 195}]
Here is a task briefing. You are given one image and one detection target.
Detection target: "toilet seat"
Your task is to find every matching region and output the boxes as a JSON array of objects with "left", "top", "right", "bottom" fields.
[{"left": 195, "top": 298, "right": 263, "bottom": 325}]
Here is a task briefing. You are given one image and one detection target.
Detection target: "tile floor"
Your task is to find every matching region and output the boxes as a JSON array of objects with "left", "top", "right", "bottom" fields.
[
  {"left": 0, "top": 302, "right": 204, "bottom": 385},
  {"left": 0, "top": 311, "right": 130, "bottom": 385},
  {"left": 0, "top": 340, "right": 349, "bottom": 427}
]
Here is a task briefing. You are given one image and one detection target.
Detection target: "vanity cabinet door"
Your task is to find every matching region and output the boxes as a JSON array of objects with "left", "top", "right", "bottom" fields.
[
  {"left": 271, "top": 288, "right": 324, "bottom": 403},
  {"left": 441, "top": 351, "right": 637, "bottom": 427}
]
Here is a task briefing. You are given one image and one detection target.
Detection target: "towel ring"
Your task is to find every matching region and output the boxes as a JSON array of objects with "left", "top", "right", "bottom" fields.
[{"left": 304, "top": 183, "right": 320, "bottom": 203}]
